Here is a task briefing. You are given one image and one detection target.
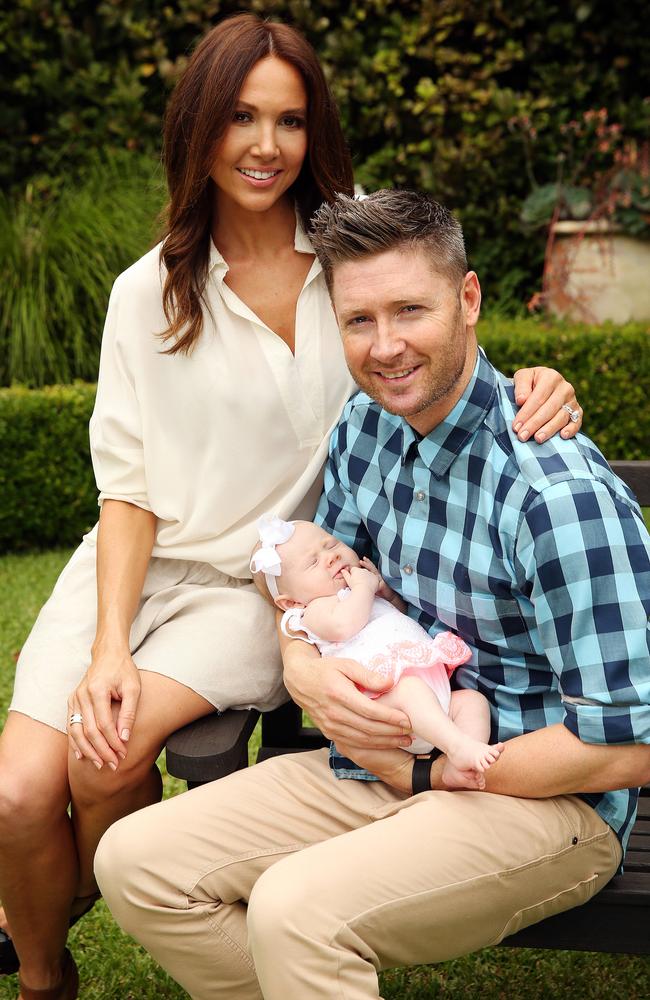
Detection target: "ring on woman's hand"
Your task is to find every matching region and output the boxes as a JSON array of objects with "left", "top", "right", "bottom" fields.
[
  {"left": 69, "top": 712, "right": 83, "bottom": 725},
  {"left": 562, "top": 403, "right": 581, "bottom": 423}
]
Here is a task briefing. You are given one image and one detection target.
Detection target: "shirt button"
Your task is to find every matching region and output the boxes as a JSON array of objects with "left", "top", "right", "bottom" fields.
[
  {"left": 415, "top": 490, "right": 426, "bottom": 502},
  {"left": 403, "top": 564, "right": 413, "bottom": 575}
]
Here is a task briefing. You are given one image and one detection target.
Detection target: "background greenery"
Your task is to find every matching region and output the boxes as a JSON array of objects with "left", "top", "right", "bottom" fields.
[
  {"left": 0, "top": 547, "right": 649, "bottom": 999},
  {"left": 1, "top": 0, "right": 649, "bottom": 385}
]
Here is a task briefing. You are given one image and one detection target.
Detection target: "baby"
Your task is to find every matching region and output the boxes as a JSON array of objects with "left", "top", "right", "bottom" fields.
[{"left": 251, "top": 514, "right": 503, "bottom": 789}]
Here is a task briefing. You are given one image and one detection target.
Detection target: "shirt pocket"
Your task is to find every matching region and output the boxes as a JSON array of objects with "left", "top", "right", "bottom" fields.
[{"left": 434, "top": 591, "right": 536, "bottom": 656}]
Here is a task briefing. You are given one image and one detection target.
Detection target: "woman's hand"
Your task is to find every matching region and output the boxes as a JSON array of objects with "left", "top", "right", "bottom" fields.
[
  {"left": 67, "top": 646, "right": 141, "bottom": 770},
  {"left": 283, "top": 647, "right": 413, "bottom": 749},
  {"left": 512, "top": 367, "right": 582, "bottom": 443}
]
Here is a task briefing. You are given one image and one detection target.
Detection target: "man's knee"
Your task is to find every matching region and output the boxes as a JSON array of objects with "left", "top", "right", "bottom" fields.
[
  {"left": 247, "top": 861, "right": 311, "bottom": 952},
  {"left": 94, "top": 812, "right": 152, "bottom": 929}
]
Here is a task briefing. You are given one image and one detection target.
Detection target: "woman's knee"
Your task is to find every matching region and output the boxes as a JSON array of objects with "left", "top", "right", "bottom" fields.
[
  {"left": 69, "top": 748, "right": 157, "bottom": 808},
  {"left": 0, "top": 764, "right": 68, "bottom": 837}
]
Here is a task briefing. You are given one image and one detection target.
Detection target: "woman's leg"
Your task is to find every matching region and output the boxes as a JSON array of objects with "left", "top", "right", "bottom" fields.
[
  {"left": 0, "top": 713, "right": 75, "bottom": 991},
  {"left": 69, "top": 670, "right": 214, "bottom": 898}
]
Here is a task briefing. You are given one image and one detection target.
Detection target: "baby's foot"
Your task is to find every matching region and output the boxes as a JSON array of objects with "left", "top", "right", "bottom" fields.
[
  {"left": 446, "top": 737, "right": 504, "bottom": 774},
  {"left": 442, "top": 761, "right": 487, "bottom": 791}
]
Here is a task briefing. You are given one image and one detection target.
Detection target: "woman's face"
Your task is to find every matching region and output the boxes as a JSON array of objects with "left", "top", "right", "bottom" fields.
[{"left": 211, "top": 56, "right": 308, "bottom": 214}]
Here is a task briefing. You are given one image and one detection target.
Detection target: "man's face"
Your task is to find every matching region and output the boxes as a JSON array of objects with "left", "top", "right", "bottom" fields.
[{"left": 332, "top": 247, "right": 481, "bottom": 435}]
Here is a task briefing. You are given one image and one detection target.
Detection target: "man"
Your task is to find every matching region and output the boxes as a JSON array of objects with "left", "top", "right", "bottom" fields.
[{"left": 96, "top": 191, "right": 650, "bottom": 1000}]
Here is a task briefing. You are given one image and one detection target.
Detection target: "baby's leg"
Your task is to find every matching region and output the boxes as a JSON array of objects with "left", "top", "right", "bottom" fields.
[
  {"left": 378, "top": 678, "right": 503, "bottom": 788},
  {"left": 441, "top": 688, "right": 504, "bottom": 789}
]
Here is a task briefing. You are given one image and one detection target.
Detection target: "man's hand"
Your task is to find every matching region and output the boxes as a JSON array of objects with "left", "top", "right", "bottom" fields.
[
  {"left": 282, "top": 646, "right": 413, "bottom": 748},
  {"left": 333, "top": 740, "right": 415, "bottom": 793}
]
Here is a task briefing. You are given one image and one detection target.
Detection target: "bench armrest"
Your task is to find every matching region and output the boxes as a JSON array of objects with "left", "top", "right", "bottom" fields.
[{"left": 166, "top": 709, "right": 259, "bottom": 786}]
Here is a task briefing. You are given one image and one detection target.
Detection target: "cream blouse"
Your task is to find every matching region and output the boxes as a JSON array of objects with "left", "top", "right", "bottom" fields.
[{"left": 89, "top": 221, "right": 354, "bottom": 579}]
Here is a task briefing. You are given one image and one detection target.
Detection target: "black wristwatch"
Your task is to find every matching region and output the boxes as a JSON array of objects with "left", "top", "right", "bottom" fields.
[{"left": 411, "top": 749, "right": 443, "bottom": 795}]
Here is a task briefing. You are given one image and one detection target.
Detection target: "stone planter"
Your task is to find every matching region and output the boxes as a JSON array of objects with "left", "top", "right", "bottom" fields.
[{"left": 545, "top": 219, "right": 650, "bottom": 323}]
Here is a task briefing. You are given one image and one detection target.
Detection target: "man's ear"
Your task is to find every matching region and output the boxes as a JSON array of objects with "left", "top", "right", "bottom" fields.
[
  {"left": 275, "top": 594, "right": 305, "bottom": 612},
  {"left": 461, "top": 270, "right": 482, "bottom": 328}
]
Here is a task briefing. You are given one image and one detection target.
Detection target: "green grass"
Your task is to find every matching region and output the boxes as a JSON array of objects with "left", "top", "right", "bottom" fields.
[{"left": 0, "top": 547, "right": 649, "bottom": 998}]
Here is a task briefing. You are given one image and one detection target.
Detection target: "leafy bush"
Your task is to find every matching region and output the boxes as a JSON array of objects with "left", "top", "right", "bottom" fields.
[
  {"left": 0, "top": 383, "right": 97, "bottom": 551},
  {"left": 479, "top": 317, "right": 650, "bottom": 460},
  {"left": 2, "top": 0, "right": 648, "bottom": 310},
  {"left": 0, "top": 153, "right": 165, "bottom": 387},
  {"left": 1, "top": 320, "right": 647, "bottom": 551}
]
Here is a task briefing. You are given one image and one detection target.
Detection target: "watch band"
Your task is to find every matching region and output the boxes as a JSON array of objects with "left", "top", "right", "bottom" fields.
[{"left": 411, "top": 749, "right": 443, "bottom": 795}]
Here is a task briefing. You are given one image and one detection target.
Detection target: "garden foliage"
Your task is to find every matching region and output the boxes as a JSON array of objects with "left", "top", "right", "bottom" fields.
[
  {"left": 1, "top": 322, "right": 647, "bottom": 551},
  {"left": 0, "top": 153, "right": 165, "bottom": 387},
  {"left": 0, "top": 383, "right": 97, "bottom": 551},
  {"left": 2, "top": 0, "right": 649, "bottom": 316}
]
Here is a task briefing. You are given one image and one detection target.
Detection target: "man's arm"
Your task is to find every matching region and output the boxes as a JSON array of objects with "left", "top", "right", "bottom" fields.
[
  {"left": 280, "top": 626, "right": 413, "bottom": 749},
  {"left": 333, "top": 723, "right": 650, "bottom": 797}
]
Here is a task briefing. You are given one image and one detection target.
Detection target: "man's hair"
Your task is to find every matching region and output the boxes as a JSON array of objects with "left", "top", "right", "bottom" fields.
[{"left": 310, "top": 189, "right": 468, "bottom": 290}]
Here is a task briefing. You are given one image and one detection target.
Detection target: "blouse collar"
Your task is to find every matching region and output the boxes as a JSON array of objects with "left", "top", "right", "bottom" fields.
[{"left": 208, "top": 207, "right": 320, "bottom": 280}]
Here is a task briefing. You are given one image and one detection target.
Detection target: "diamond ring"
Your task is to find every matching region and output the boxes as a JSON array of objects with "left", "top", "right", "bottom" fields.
[
  {"left": 69, "top": 712, "right": 83, "bottom": 725},
  {"left": 562, "top": 403, "right": 580, "bottom": 424}
]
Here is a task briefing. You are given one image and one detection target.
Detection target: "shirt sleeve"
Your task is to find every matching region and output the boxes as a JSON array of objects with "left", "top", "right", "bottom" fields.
[
  {"left": 314, "top": 408, "right": 373, "bottom": 558},
  {"left": 89, "top": 276, "right": 151, "bottom": 512},
  {"left": 516, "top": 477, "right": 650, "bottom": 746}
]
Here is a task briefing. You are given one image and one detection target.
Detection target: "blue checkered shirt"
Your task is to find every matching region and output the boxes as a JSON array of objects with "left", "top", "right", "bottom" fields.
[{"left": 316, "top": 348, "right": 650, "bottom": 854}]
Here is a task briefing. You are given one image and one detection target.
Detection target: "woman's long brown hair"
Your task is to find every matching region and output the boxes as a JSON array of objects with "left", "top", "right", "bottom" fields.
[{"left": 160, "top": 13, "right": 354, "bottom": 354}]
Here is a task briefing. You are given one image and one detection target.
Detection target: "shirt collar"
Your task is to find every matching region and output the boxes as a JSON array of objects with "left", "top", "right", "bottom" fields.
[
  {"left": 399, "top": 347, "right": 497, "bottom": 476},
  {"left": 208, "top": 207, "right": 320, "bottom": 280}
]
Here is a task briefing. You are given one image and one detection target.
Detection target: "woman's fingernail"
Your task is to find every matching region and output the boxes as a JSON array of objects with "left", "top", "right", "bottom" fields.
[
  {"left": 519, "top": 429, "right": 529, "bottom": 441},
  {"left": 400, "top": 738, "right": 412, "bottom": 747},
  {"left": 108, "top": 762, "right": 117, "bottom": 772},
  {"left": 74, "top": 751, "right": 81, "bottom": 760},
  {"left": 513, "top": 421, "right": 521, "bottom": 432},
  {"left": 121, "top": 729, "right": 130, "bottom": 741},
  {"left": 93, "top": 760, "right": 103, "bottom": 770},
  {"left": 118, "top": 751, "right": 126, "bottom": 760},
  {"left": 537, "top": 432, "right": 546, "bottom": 442}
]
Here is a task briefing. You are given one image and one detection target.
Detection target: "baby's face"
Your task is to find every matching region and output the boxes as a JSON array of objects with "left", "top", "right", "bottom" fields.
[{"left": 278, "top": 522, "right": 361, "bottom": 605}]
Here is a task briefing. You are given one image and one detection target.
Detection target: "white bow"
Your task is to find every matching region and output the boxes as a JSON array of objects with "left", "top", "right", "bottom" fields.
[{"left": 250, "top": 514, "right": 295, "bottom": 597}]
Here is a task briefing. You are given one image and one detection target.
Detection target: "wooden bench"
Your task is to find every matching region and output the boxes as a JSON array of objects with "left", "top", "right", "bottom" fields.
[{"left": 165, "top": 459, "right": 650, "bottom": 954}]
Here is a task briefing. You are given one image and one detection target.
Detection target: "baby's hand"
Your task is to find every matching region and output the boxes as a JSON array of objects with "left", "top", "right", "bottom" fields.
[
  {"left": 360, "top": 557, "right": 406, "bottom": 611},
  {"left": 342, "top": 565, "right": 380, "bottom": 593}
]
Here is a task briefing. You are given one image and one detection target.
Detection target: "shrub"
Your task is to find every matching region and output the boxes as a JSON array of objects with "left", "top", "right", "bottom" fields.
[
  {"left": 0, "top": 153, "right": 165, "bottom": 387},
  {"left": 0, "top": 383, "right": 97, "bottom": 551},
  {"left": 0, "top": 320, "right": 647, "bottom": 551},
  {"left": 479, "top": 317, "right": 650, "bottom": 460},
  {"left": 1, "top": 0, "right": 648, "bottom": 310}
]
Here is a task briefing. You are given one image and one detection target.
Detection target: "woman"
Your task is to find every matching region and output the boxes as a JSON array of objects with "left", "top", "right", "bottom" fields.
[{"left": 0, "top": 13, "right": 581, "bottom": 999}]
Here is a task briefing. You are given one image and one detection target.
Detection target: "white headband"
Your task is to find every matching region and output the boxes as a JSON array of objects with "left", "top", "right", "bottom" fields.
[{"left": 250, "top": 514, "right": 295, "bottom": 600}]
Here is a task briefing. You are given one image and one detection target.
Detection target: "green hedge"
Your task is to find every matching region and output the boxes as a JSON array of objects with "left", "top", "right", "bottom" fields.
[
  {"left": 1, "top": 321, "right": 647, "bottom": 551},
  {"left": 2, "top": 0, "right": 649, "bottom": 306},
  {"left": 0, "top": 383, "right": 97, "bottom": 551},
  {"left": 480, "top": 318, "right": 650, "bottom": 460}
]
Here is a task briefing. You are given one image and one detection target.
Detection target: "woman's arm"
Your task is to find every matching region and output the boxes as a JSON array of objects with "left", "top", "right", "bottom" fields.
[
  {"left": 67, "top": 499, "right": 156, "bottom": 769},
  {"left": 512, "top": 367, "right": 581, "bottom": 442}
]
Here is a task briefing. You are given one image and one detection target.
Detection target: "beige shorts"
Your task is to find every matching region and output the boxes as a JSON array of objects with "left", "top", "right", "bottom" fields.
[{"left": 11, "top": 535, "right": 286, "bottom": 733}]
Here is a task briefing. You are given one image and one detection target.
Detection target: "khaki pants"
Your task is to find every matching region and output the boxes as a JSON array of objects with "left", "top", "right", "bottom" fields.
[{"left": 95, "top": 749, "right": 621, "bottom": 1000}]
